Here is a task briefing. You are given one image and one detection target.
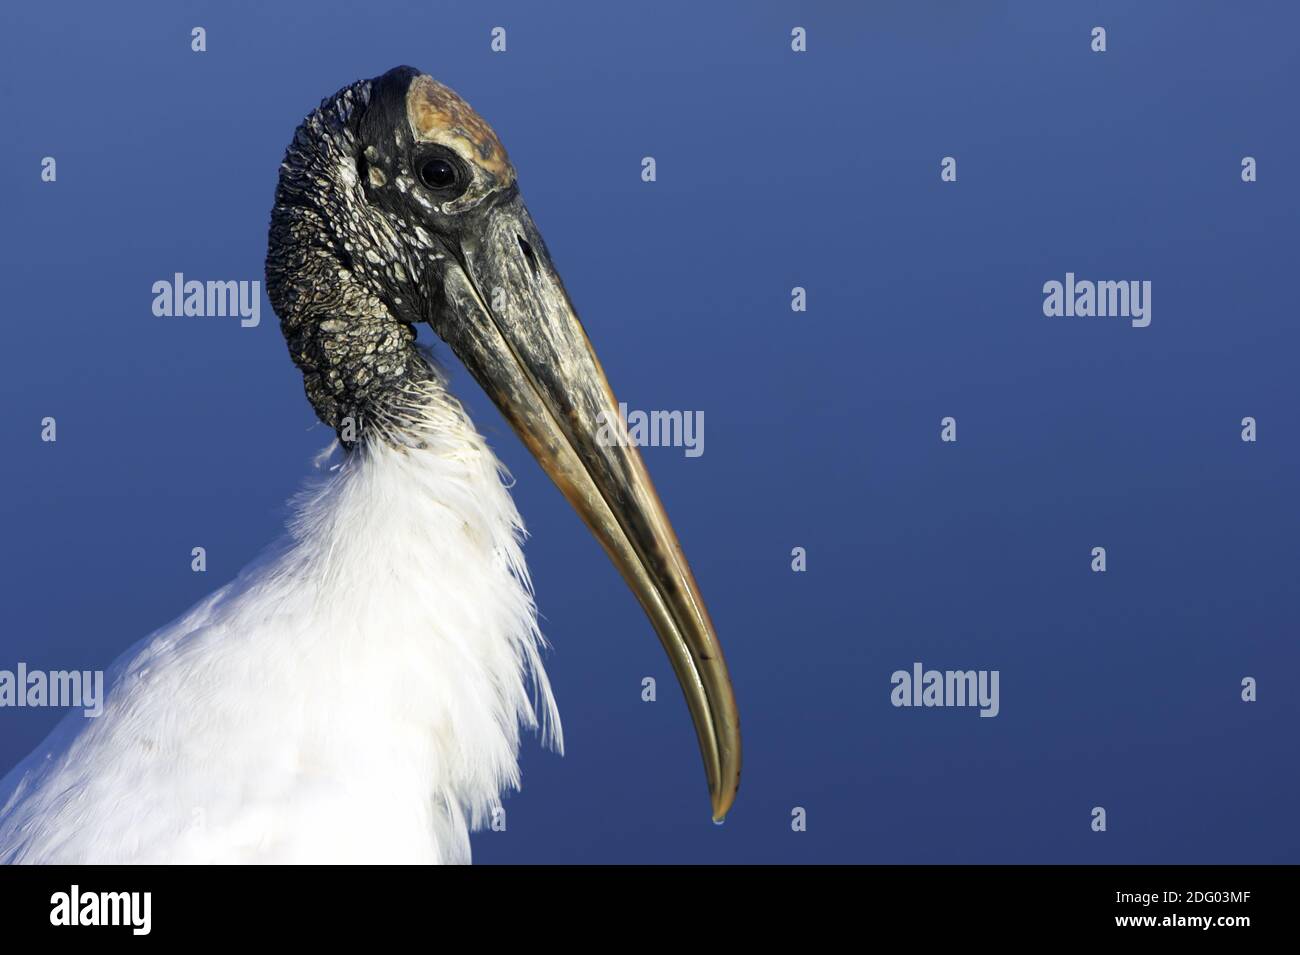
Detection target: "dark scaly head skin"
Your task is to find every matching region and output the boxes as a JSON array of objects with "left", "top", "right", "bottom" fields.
[{"left": 266, "top": 66, "right": 516, "bottom": 443}]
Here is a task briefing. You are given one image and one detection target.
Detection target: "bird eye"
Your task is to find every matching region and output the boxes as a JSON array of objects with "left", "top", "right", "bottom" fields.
[{"left": 419, "top": 157, "right": 459, "bottom": 191}]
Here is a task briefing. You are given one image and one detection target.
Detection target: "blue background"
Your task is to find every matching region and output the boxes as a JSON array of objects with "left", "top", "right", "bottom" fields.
[{"left": 0, "top": 1, "right": 1296, "bottom": 863}]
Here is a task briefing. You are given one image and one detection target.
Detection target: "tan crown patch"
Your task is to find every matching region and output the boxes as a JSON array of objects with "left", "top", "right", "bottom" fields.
[{"left": 406, "top": 74, "right": 514, "bottom": 185}]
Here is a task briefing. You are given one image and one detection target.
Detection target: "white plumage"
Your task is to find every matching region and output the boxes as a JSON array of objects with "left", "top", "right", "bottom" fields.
[{"left": 0, "top": 365, "right": 560, "bottom": 863}]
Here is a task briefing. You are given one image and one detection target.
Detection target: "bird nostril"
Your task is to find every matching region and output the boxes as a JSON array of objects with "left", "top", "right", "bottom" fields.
[{"left": 516, "top": 234, "right": 539, "bottom": 280}]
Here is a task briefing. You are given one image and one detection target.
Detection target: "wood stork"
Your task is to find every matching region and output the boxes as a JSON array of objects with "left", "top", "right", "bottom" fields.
[{"left": 0, "top": 67, "right": 740, "bottom": 863}]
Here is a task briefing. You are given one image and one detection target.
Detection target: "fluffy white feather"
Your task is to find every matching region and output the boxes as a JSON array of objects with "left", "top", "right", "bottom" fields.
[{"left": 0, "top": 366, "right": 560, "bottom": 864}]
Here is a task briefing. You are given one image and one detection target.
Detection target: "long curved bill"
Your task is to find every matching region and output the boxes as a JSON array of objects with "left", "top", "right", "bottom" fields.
[{"left": 429, "top": 190, "right": 741, "bottom": 821}]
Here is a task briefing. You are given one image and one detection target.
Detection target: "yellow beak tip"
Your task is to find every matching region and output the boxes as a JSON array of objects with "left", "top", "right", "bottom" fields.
[{"left": 711, "top": 790, "right": 736, "bottom": 824}]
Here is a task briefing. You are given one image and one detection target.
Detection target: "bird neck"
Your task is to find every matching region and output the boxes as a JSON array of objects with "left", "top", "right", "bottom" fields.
[
  {"left": 276, "top": 367, "right": 561, "bottom": 857},
  {"left": 265, "top": 74, "right": 430, "bottom": 444},
  {"left": 267, "top": 230, "right": 428, "bottom": 443}
]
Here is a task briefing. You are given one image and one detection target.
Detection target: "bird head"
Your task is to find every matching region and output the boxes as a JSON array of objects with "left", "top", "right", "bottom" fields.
[{"left": 266, "top": 66, "right": 741, "bottom": 822}]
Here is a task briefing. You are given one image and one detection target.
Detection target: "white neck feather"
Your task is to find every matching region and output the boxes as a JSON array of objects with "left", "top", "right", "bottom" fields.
[
  {"left": 0, "top": 364, "right": 559, "bottom": 864},
  {"left": 278, "top": 369, "right": 563, "bottom": 857}
]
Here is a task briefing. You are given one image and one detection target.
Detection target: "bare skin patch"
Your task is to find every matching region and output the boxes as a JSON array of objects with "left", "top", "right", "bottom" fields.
[{"left": 406, "top": 74, "right": 514, "bottom": 185}]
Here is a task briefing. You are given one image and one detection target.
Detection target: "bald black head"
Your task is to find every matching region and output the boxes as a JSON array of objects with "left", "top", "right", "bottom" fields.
[{"left": 265, "top": 67, "right": 518, "bottom": 444}]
